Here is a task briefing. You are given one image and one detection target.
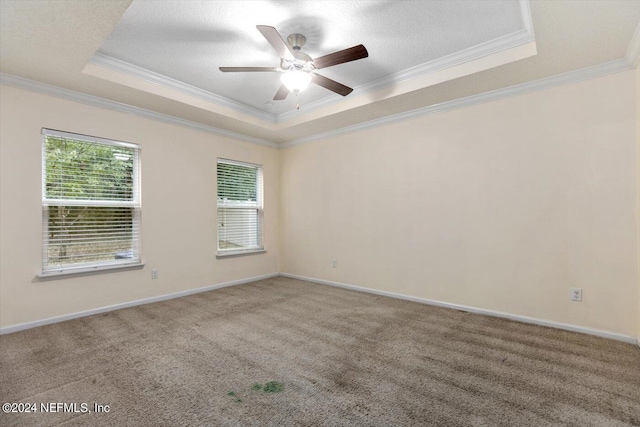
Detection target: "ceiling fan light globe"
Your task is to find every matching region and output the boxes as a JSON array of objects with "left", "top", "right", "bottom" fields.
[{"left": 280, "top": 70, "right": 312, "bottom": 93}]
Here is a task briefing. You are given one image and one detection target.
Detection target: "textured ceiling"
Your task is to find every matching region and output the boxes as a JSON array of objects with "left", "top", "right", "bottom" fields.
[
  {"left": 97, "top": 0, "right": 524, "bottom": 115},
  {"left": 1, "top": 0, "right": 639, "bottom": 145}
]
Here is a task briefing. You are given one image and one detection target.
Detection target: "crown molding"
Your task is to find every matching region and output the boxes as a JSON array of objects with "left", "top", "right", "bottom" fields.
[
  {"left": 2, "top": 57, "right": 632, "bottom": 151},
  {"left": 519, "top": 0, "right": 535, "bottom": 38},
  {"left": 280, "top": 58, "right": 633, "bottom": 148},
  {"left": 90, "top": 53, "right": 277, "bottom": 123},
  {"left": 625, "top": 22, "right": 640, "bottom": 68},
  {"left": 0, "top": 59, "right": 634, "bottom": 149},
  {"left": 0, "top": 73, "right": 278, "bottom": 148},
  {"left": 279, "top": 28, "right": 535, "bottom": 123}
]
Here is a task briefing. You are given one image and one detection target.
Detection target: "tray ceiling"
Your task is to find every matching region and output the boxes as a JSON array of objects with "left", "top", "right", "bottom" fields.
[
  {"left": 94, "top": 0, "right": 527, "bottom": 118},
  {"left": 1, "top": 1, "right": 639, "bottom": 144}
]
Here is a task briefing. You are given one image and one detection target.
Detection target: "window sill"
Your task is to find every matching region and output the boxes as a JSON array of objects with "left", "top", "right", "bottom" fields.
[
  {"left": 37, "top": 262, "right": 145, "bottom": 281},
  {"left": 216, "top": 249, "right": 266, "bottom": 259}
]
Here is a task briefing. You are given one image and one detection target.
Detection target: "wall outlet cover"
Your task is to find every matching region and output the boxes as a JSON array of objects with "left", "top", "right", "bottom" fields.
[{"left": 571, "top": 288, "right": 582, "bottom": 302}]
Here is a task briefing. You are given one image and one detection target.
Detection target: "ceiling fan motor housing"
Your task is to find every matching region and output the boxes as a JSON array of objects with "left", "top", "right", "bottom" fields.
[{"left": 287, "top": 33, "right": 306, "bottom": 51}]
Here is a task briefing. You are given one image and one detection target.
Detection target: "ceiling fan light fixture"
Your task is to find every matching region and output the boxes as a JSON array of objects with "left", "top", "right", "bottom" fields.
[{"left": 280, "top": 69, "right": 312, "bottom": 93}]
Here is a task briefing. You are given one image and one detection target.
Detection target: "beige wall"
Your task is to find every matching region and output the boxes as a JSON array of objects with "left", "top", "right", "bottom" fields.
[
  {"left": 280, "top": 70, "right": 639, "bottom": 338},
  {"left": 637, "top": 64, "right": 640, "bottom": 343},
  {"left": 2, "top": 69, "right": 639, "bottom": 339},
  {"left": 0, "top": 85, "right": 279, "bottom": 328}
]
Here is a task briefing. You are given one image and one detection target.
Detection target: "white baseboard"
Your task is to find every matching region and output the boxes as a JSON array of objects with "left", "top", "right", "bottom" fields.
[
  {"left": 0, "top": 273, "right": 279, "bottom": 335},
  {"left": 280, "top": 273, "right": 638, "bottom": 345},
  {"left": 2, "top": 271, "right": 638, "bottom": 347}
]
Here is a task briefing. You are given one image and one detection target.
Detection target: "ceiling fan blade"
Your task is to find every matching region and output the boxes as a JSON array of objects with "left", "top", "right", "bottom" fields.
[
  {"left": 312, "top": 74, "right": 353, "bottom": 96},
  {"left": 273, "top": 84, "right": 289, "bottom": 101},
  {"left": 219, "top": 67, "right": 279, "bottom": 72},
  {"left": 256, "top": 25, "right": 295, "bottom": 61},
  {"left": 313, "top": 45, "right": 368, "bottom": 69}
]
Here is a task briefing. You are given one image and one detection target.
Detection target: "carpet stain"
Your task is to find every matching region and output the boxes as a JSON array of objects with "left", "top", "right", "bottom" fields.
[
  {"left": 226, "top": 381, "right": 284, "bottom": 407},
  {"left": 262, "top": 381, "right": 284, "bottom": 393}
]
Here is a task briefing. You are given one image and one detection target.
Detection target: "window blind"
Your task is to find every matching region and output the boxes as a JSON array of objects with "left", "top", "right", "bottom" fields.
[
  {"left": 42, "top": 129, "right": 141, "bottom": 274},
  {"left": 217, "top": 159, "right": 263, "bottom": 255}
]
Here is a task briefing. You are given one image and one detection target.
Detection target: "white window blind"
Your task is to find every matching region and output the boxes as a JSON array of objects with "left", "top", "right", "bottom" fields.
[
  {"left": 217, "top": 159, "right": 263, "bottom": 255},
  {"left": 42, "top": 129, "right": 141, "bottom": 274}
]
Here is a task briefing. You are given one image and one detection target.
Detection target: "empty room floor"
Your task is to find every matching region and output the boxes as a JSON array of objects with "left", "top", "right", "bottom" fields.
[{"left": 1, "top": 276, "right": 639, "bottom": 426}]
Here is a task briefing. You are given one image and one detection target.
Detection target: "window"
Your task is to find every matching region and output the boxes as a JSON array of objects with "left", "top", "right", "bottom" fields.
[
  {"left": 41, "top": 129, "right": 141, "bottom": 275},
  {"left": 217, "top": 159, "right": 264, "bottom": 256}
]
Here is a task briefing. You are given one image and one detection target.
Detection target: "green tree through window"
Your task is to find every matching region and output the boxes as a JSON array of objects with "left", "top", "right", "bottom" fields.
[
  {"left": 42, "top": 130, "right": 141, "bottom": 273},
  {"left": 217, "top": 163, "right": 257, "bottom": 202}
]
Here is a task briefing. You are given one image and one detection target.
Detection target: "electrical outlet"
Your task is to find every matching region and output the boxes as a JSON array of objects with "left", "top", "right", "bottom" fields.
[
  {"left": 571, "top": 288, "right": 582, "bottom": 302},
  {"left": 332, "top": 260, "right": 337, "bottom": 268},
  {"left": 151, "top": 269, "right": 159, "bottom": 280}
]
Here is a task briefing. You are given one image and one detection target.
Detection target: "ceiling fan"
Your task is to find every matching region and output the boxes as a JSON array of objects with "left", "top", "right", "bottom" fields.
[{"left": 219, "top": 25, "right": 368, "bottom": 101}]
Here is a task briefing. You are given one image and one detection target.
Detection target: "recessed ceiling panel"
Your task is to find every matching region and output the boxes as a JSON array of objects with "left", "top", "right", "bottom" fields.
[{"left": 96, "top": 0, "right": 525, "bottom": 115}]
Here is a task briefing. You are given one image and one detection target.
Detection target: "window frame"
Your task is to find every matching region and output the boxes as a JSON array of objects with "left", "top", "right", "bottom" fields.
[
  {"left": 40, "top": 128, "right": 143, "bottom": 278},
  {"left": 216, "top": 158, "right": 264, "bottom": 258}
]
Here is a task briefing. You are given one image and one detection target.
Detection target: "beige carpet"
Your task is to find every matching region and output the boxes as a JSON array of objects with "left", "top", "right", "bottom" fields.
[{"left": 1, "top": 276, "right": 639, "bottom": 426}]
